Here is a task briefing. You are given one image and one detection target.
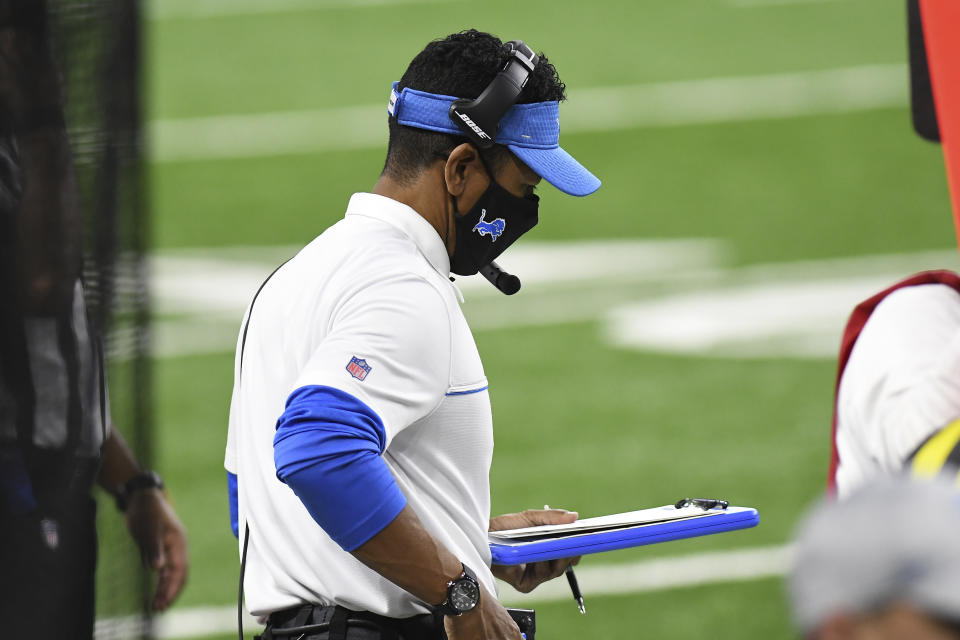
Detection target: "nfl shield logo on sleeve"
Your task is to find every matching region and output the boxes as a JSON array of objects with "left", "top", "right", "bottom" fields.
[{"left": 346, "top": 356, "right": 371, "bottom": 381}]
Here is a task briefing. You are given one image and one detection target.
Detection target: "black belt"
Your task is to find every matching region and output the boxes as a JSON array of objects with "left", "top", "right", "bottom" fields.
[{"left": 260, "top": 604, "right": 445, "bottom": 640}]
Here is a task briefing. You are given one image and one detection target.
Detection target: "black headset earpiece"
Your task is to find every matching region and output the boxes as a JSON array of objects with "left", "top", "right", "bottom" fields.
[{"left": 448, "top": 40, "right": 539, "bottom": 149}]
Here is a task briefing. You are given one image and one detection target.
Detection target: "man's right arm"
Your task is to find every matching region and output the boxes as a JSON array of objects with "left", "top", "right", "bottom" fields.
[
  {"left": 352, "top": 504, "right": 523, "bottom": 640},
  {"left": 273, "top": 384, "right": 521, "bottom": 639}
]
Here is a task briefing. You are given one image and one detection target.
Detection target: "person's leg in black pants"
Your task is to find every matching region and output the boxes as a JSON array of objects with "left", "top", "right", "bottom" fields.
[{"left": 0, "top": 495, "right": 98, "bottom": 639}]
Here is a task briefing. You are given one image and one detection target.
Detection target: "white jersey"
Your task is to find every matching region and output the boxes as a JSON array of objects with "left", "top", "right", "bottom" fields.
[
  {"left": 835, "top": 283, "right": 960, "bottom": 497},
  {"left": 225, "top": 193, "right": 495, "bottom": 617}
]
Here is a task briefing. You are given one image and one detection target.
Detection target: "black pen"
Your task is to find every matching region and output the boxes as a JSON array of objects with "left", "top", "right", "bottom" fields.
[
  {"left": 565, "top": 565, "right": 585, "bottom": 614},
  {"left": 545, "top": 504, "right": 586, "bottom": 614}
]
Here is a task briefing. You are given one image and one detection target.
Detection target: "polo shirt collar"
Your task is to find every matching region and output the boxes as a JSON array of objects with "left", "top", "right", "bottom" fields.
[{"left": 345, "top": 192, "right": 450, "bottom": 275}]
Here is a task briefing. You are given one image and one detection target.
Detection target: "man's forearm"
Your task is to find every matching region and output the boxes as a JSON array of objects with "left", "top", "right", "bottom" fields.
[
  {"left": 353, "top": 504, "right": 524, "bottom": 640},
  {"left": 97, "top": 427, "right": 144, "bottom": 495},
  {"left": 350, "top": 503, "right": 464, "bottom": 606}
]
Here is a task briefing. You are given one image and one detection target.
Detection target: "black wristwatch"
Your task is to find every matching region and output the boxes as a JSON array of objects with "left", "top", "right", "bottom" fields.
[
  {"left": 115, "top": 470, "right": 165, "bottom": 512},
  {"left": 434, "top": 563, "right": 481, "bottom": 617}
]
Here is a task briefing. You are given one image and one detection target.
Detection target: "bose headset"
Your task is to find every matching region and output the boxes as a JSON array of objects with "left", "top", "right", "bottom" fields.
[{"left": 448, "top": 40, "right": 539, "bottom": 295}]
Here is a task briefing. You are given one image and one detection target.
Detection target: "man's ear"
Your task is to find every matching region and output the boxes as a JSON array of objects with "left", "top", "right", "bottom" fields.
[{"left": 443, "top": 142, "right": 486, "bottom": 198}]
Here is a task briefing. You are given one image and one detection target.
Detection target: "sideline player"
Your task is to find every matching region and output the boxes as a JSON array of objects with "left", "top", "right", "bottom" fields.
[
  {"left": 829, "top": 271, "right": 960, "bottom": 497},
  {"left": 225, "top": 31, "right": 599, "bottom": 640}
]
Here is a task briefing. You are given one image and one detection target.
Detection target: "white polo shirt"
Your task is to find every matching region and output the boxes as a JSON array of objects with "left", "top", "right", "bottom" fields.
[
  {"left": 835, "top": 283, "right": 960, "bottom": 497},
  {"left": 225, "top": 193, "right": 495, "bottom": 617}
]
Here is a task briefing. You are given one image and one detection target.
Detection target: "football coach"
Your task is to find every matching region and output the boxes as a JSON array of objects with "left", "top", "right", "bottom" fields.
[{"left": 225, "top": 30, "right": 600, "bottom": 640}]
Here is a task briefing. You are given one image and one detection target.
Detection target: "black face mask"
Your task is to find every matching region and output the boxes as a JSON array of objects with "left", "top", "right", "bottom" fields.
[{"left": 449, "top": 173, "right": 539, "bottom": 277}]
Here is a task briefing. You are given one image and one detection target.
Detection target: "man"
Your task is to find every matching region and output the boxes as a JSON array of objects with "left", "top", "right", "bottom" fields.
[
  {"left": 225, "top": 30, "right": 600, "bottom": 640},
  {"left": 0, "top": 3, "right": 188, "bottom": 637},
  {"left": 789, "top": 475, "right": 960, "bottom": 639}
]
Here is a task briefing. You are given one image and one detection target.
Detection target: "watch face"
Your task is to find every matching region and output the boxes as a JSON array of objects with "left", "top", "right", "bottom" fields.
[{"left": 450, "top": 579, "right": 480, "bottom": 612}]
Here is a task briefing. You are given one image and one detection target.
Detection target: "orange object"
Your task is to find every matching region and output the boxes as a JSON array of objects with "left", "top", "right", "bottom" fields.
[{"left": 920, "top": 0, "right": 960, "bottom": 247}]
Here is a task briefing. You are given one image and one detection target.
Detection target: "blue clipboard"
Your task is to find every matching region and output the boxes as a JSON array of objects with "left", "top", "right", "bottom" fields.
[{"left": 489, "top": 506, "right": 759, "bottom": 565}]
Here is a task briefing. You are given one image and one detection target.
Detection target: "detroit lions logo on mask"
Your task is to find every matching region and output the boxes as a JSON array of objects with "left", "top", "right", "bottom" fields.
[{"left": 472, "top": 209, "right": 506, "bottom": 241}]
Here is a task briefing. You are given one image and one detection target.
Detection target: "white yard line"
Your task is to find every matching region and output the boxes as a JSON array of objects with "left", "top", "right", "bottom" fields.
[
  {"left": 146, "top": 242, "right": 960, "bottom": 360},
  {"left": 560, "top": 64, "right": 905, "bottom": 132},
  {"left": 137, "top": 544, "right": 792, "bottom": 639},
  {"left": 148, "top": 0, "right": 460, "bottom": 20},
  {"left": 149, "top": 238, "right": 728, "bottom": 358},
  {"left": 607, "top": 276, "right": 895, "bottom": 359},
  {"left": 150, "top": 64, "right": 907, "bottom": 162},
  {"left": 152, "top": 239, "right": 727, "bottom": 313},
  {"left": 151, "top": 104, "right": 387, "bottom": 163},
  {"left": 501, "top": 544, "right": 793, "bottom": 606},
  {"left": 605, "top": 249, "right": 960, "bottom": 359}
]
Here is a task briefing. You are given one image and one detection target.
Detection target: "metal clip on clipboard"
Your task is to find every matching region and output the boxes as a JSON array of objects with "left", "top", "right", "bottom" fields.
[{"left": 674, "top": 498, "right": 730, "bottom": 511}]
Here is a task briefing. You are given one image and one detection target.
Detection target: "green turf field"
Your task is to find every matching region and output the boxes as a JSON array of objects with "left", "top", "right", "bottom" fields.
[{"left": 131, "top": 0, "right": 956, "bottom": 637}]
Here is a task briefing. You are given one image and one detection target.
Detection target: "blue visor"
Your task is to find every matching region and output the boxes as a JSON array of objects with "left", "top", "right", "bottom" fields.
[{"left": 388, "top": 82, "right": 600, "bottom": 197}]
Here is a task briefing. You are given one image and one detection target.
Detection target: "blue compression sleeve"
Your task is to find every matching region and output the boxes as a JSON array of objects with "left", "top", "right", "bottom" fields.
[
  {"left": 227, "top": 471, "right": 239, "bottom": 539},
  {"left": 273, "top": 385, "right": 407, "bottom": 551}
]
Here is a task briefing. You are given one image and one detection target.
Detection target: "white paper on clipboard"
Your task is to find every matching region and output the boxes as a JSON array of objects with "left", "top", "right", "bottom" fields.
[{"left": 488, "top": 505, "right": 712, "bottom": 542}]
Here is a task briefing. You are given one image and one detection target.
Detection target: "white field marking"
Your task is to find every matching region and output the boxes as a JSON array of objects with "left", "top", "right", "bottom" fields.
[
  {"left": 605, "top": 249, "right": 960, "bottom": 359},
  {"left": 148, "top": 0, "right": 460, "bottom": 20},
  {"left": 151, "top": 239, "right": 726, "bottom": 312},
  {"left": 138, "top": 544, "right": 792, "bottom": 638},
  {"left": 94, "top": 615, "right": 149, "bottom": 640},
  {"left": 150, "top": 64, "right": 906, "bottom": 162},
  {"left": 500, "top": 544, "right": 793, "bottom": 606},
  {"left": 150, "top": 239, "right": 727, "bottom": 358},
  {"left": 150, "top": 244, "right": 960, "bottom": 359},
  {"left": 559, "top": 64, "right": 904, "bottom": 133},
  {"left": 455, "top": 239, "right": 731, "bottom": 294},
  {"left": 462, "top": 248, "right": 960, "bottom": 340},
  {"left": 151, "top": 105, "right": 387, "bottom": 163},
  {"left": 152, "top": 606, "right": 261, "bottom": 640},
  {"left": 607, "top": 276, "right": 891, "bottom": 359}
]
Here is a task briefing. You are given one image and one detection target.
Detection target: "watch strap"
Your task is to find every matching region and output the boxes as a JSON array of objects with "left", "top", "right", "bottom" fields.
[
  {"left": 434, "top": 563, "right": 481, "bottom": 617},
  {"left": 115, "top": 470, "right": 165, "bottom": 511}
]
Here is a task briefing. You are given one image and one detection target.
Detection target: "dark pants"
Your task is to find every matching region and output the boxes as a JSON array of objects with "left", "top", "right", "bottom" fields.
[
  {"left": 0, "top": 448, "right": 100, "bottom": 640},
  {"left": 259, "top": 605, "right": 447, "bottom": 640},
  {"left": 0, "top": 495, "right": 98, "bottom": 639}
]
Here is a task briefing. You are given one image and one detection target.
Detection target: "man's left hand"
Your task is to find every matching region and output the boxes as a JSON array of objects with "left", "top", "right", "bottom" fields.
[
  {"left": 489, "top": 509, "right": 581, "bottom": 593},
  {"left": 125, "top": 489, "right": 189, "bottom": 611}
]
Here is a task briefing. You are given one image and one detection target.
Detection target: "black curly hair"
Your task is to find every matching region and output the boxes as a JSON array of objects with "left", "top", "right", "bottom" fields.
[{"left": 382, "top": 29, "right": 565, "bottom": 185}]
